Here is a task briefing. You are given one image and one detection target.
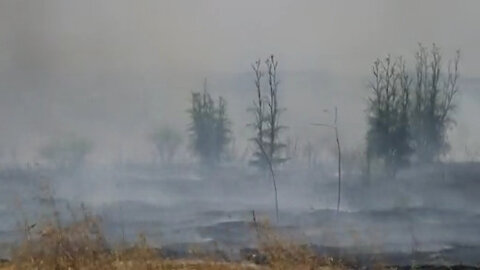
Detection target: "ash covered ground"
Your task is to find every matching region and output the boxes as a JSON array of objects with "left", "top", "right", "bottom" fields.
[{"left": 1, "top": 162, "right": 479, "bottom": 266}]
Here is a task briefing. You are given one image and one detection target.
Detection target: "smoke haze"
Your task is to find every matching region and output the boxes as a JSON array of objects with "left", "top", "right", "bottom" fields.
[{"left": 1, "top": 1, "right": 480, "bottom": 163}]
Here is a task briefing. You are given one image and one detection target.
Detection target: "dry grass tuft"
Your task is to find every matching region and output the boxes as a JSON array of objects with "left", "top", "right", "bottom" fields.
[
  {"left": 4, "top": 211, "right": 354, "bottom": 270},
  {"left": 254, "top": 221, "right": 346, "bottom": 270},
  {"left": 11, "top": 207, "right": 112, "bottom": 269}
]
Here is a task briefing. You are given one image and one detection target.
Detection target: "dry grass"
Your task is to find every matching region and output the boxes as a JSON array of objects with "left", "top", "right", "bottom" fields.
[
  {"left": 254, "top": 221, "right": 346, "bottom": 270},
  {"left": 3, "top": 210, "right": 351, "bottom": 270}
]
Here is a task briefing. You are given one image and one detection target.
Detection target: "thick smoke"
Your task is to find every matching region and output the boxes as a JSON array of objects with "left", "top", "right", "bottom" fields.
[{"left": 1, "top": 0, "right": 480, "bottom": 265}]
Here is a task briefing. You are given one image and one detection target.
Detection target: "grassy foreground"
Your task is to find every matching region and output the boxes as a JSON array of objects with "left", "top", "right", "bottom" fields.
[{"left": 1, "top": 210, "right": 349, "bottom": 270}]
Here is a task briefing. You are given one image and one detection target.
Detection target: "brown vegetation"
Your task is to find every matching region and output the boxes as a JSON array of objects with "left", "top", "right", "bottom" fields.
[{"left": 2, "top": 211, "right": 349, "bottom": 270}]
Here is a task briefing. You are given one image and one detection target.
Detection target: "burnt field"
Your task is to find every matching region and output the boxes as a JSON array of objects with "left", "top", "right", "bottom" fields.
[{"left": 1, "top": 162, "right": 479, "bottom": 267}]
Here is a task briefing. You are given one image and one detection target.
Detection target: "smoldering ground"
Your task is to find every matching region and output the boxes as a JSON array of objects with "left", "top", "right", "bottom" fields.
[{"left": 1, "top": 0, "right": 480, "bottom": 267}]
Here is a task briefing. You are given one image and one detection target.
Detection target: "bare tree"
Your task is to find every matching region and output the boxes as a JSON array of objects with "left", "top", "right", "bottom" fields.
[
  {"left": 411, "top": 44, "right": 460, "bottom": 162},
  {"left": 255, "top": 136, "right": 279, "bottom": 222},
  {"left": 248, "top": 55, "right": 287, "bottom": 222},
  {"left": 366, "top": 56, "right": 412, "bottom": 175},
  {"left": 249, "top": 56, "right": 287, "bottom": 168},
  {"left": 265, "top": 55, "right": 287, "bottom": 166}
]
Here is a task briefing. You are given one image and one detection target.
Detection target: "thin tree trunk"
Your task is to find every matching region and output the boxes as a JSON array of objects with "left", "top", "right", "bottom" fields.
[
  {"left": 334, "top": 107, "right": 341, "bottom": 213},
  {"left": 268, "top": 163, "right": 279, "bottom": 222},
  {"left": 311, "top": 107, "right": 342, "bottom": 213},
  {"left": 257, "top": 139, "right": 279, "bottom": 223},
  {"left": 335, "top": 126, "right": 341, "bottom": 213}
]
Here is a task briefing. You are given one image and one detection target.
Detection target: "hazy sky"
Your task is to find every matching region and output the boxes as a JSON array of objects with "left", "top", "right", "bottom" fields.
[
  {"left": 2, "top": 1, "right": 480, "bottom": 74},
  {"left": 1, "top": 1, "right": 479, "bottom": 162}
]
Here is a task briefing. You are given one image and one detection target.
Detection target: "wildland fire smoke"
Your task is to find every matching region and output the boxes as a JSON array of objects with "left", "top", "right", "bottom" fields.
[{"left": 1, "top": 1, "right": 480, "bottom": 268}]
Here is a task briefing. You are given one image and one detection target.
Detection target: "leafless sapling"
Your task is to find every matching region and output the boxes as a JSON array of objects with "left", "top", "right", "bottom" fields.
[
  {"left": 248, "top": 55, "right": 286, "bottom": 222},
  {"left": 312, "top": 107, "right": 342, "bottom": 213}
]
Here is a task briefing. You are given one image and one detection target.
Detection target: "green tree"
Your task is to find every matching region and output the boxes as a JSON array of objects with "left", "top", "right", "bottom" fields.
[{"left": 188, "top": 81, "right": 231, "bottom": 166}]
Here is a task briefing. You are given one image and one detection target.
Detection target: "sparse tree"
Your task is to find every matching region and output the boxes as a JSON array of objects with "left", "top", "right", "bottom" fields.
[
  {"left": 249, "top": 59, "right": 267, "bottom": 168},
  {"left": 150, "top": 126, "right": 182, "bottom": 165},
  {"left": 410, "top": 44, "right": 460, "bottom": 163},
  {"left": 215, "top": 96, "right": 231, "bottom": 160},
  {"left": 366, "top": 44, "right": 460, "bottom": 172},
  {"left": 188, "top": 80, "right": 232, "bottom": 166},
  {"left": 366, "top": 56, "right": 412, "bottom": 175},
  {"left": 248, "top": 55, "right": 287, "bottom": 222},
  {"left": 265, "top": 55, "right": 288, "bottom": 166},
  {"left": 249, "top": 55, "right": 287, "bottom": 169}
]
